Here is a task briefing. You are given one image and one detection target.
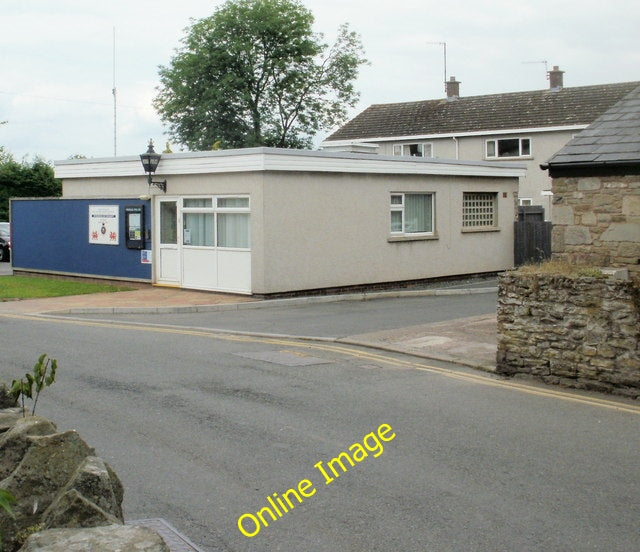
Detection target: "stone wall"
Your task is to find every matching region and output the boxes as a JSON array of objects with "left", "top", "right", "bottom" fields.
[
  {"left": 552, "top": 175, "right": 640, "bottom": 276},
  {"left": 497, "top": 271, "right": 640, "bottom": 398}
]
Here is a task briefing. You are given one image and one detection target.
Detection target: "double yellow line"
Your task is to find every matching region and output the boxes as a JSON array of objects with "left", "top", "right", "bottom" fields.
[{"left": 4, "top": 313, "right": 640, "bottom": 416}]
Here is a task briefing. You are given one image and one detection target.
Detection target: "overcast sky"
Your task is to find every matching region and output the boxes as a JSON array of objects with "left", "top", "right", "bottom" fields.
[{"left": 2, "top": 0, "right": 639, "bottom": 163}]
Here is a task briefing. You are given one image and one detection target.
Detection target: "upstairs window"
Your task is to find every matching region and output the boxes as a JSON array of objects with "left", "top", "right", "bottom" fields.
[
  {"left": 485, "top": 138, "right": 531, "bottom": 158},
  {"left": 393, "top": 143, "right": 433, "bottom": 158}
]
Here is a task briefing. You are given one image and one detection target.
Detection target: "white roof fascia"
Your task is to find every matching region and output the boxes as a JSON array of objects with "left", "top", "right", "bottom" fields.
[
  {"left": 55, "top": 148, "right": 526, "bottom": 180},
  {"left": 322, "top": 125, "right": 589, "bottom": 145}
]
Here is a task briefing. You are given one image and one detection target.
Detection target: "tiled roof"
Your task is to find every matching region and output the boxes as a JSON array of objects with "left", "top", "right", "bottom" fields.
[
  {"left": 327, "top": 81, "right": 640, "bottom": 141},
  {"left": 543, "top": 84, "right": 640, "bottom": 170}
]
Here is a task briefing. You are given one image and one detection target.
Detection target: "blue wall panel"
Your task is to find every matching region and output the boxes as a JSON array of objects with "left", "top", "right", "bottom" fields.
[{"left": 11, "top": 198, "right": 152, "bottom": 281}]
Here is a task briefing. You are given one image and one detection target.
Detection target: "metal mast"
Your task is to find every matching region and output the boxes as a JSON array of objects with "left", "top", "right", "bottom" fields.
[
  {"left": 427, "top": 42, "right": 447, "bottom": 93},
  {"left": 112, "top": 26, "right": 117, "bottom": 157}
]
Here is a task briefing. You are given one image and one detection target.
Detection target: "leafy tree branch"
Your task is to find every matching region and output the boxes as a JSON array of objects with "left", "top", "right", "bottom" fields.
[{"left": 154, "top": 0, "right": 367, "bottom": 150}]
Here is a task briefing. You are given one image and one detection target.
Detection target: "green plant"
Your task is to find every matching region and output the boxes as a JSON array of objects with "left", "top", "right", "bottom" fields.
[
  {"left": 0, "top": 488, "right": 16, "bottom": 551},
  {"left": 15, "top": 523, "right": 44, "bottom": 548},
  {"left": 0, "top": 489, "right": 15, "bottom": 517},
  {"left": 576, "top": 267, "right": 606, "bottom": 278},
  {"left": 10, "top": 354, "right": 57, "bottom": 417}
]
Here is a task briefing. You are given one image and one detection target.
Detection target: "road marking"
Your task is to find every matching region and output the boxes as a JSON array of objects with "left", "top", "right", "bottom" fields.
[{"left": 3, "top": 313, "right": 640, "bottom": 416}]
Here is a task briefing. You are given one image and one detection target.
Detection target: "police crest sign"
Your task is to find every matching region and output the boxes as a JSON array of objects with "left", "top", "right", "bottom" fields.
[{"left": 89, "top": 205, "right": 119, "bottom": 245}]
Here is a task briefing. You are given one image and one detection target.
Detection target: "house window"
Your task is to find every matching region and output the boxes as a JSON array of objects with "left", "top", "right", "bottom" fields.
[
  {"left": 485, "top": 138, "right": 531, "bottom": 158},
  {"left": 462, "top": 192, "right": 498, "bottom": 228},
  {"left": 393, "top": 143, "right": 433, "bottom": 158},
  {"left": 518, "top": 198, "right": 533, "bottom": 206},
  {"left": 183, "top": 212, "right": 214, "bottom": 246},
  {"left": 181, "top": 195, "right": 250, "bottom": 249},
  {"left": 390, "top": 193, "right": 434, "bottom": 235}
]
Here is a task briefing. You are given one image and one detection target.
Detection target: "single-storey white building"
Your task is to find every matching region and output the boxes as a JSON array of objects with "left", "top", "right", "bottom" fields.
[{"left": 15, "top": 148, "right": 524, "bottom": 296}]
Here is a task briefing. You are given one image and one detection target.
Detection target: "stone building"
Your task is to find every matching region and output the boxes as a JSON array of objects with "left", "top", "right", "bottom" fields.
[
  {"left": 497, "top": 84, "right": 640, "bottom": 397},
  {"left": 542, "top": 84, "right": 640, "bottom": 277}
]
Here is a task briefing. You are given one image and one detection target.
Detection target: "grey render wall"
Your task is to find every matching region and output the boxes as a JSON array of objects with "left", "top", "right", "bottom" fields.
[{"left": 257, "top": 171, "right": 518, "bottom": 294}]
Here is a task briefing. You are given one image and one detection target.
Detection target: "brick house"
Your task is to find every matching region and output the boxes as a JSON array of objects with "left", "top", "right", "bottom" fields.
[{"left": 323, "top": 68, "right": 640, "bottom": 220}]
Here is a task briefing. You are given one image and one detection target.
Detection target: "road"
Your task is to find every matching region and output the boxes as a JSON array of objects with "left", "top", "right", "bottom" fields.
[
  {"left": 66, "top": 290, "right": 498, "bottom": 338},
  {"left": 0, "top": 299, "right": 639, "bottom": 551}
]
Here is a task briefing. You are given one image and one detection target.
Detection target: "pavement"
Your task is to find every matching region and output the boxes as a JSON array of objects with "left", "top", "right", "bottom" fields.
[{"left": 0, "top": 275, "right": 498, "bottom": 372}]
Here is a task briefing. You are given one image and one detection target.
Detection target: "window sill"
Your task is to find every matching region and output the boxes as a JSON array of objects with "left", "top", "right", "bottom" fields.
[
  {"left": 484, "top": 156, "right": 533, "bottom": 161},
  {"left": 388, "top": 233, "right": 439, "bottom": 243},
  {"left": 461, "top": 227, "right": 500, "bottom": 233}
]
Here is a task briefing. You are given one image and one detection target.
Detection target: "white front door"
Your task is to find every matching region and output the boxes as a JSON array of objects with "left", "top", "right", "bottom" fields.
[{"left": 156, "top": 198, "right": 180, "bottom": 285}]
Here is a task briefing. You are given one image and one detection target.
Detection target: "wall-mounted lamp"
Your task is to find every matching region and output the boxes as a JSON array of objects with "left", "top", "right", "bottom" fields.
[{"left": 139, "top": 139, "right": 167, "bottom": 193}]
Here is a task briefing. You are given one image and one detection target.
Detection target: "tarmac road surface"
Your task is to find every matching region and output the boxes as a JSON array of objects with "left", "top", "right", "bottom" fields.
[{"left": 1, "top": 303, "right": 639, "bottom": 552}]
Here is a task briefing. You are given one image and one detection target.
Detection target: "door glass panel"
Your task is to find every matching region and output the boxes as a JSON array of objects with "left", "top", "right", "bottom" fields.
[
  {"left": 184, "top": 213, "right": 214, "bottom": 246},
  {"left": 160, "top": 202, "right": 177, "bottom": 244}
]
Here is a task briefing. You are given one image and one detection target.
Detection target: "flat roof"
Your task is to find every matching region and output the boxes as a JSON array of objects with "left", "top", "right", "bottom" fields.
[{"left": 55, "top": 147, "right": 526, "bottom": 180}]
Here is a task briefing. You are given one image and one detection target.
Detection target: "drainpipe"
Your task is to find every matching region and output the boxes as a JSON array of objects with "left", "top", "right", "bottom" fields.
[{"left": 452, "top": 136, "right": 459, "bottom": 159}]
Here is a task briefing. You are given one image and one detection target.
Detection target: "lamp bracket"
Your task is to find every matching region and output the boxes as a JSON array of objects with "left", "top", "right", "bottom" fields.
[{"left": 148, "top": 176, "right": 167, "bottom": 193}]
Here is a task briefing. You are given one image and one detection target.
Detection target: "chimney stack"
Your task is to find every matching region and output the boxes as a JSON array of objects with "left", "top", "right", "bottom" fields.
[
  {"left": 548, "top": 65, "right": 564, "bottom": 90},
  {"left": 446, "top": 76, "right": 460, "bottom": 99}
]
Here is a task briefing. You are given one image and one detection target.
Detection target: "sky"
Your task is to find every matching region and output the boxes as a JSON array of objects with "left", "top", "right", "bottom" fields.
[{"left": 1, "top": 0, "right": 639, "bottom": 163}]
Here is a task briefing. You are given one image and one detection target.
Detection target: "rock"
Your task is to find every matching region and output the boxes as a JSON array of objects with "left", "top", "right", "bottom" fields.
[
  {"left": 0, "top": 411, "right": 170, "bottom": 552},
  {"left": 42, "top": 456, "right": 124, "bottom": 528},
  {"left": 0, "top": 430, "right": 96, "bottom": 551},
  {"left": 41, "top": 489, "right": 121, "bottom": 529},
  {"left": 2, "top": 430, "right": 96, "bottom": 499},
  {"left": 0, "top": 409, "right": 29, "bottom": 433},
  {"left": 0, "top": 417, "right": 58, "bottom": 479},
  {"left": 18, "top": 524, "right": 170, "bottom": 551}
]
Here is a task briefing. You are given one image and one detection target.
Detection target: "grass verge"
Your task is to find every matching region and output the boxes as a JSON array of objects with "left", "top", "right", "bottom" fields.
[{"left": 0, "top": 276, "right": 135, "bottom": 301}]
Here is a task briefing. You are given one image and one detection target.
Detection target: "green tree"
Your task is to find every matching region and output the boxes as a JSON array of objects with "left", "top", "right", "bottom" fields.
[
  {"left": 0, "top": 149, "right": 61, "bottom": 221},
  {"left": 154, "top": 0, "right": 367, "bottom": 150}
]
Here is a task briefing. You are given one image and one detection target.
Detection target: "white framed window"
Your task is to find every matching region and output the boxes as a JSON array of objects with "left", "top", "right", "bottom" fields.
[
  {"left": 390, "top": 193, "right": 434, "bottom": 235},
  {"left": 518, "top": 198, "right": 533, "bottom": 206},
  {"left": 485, "top": 138, "right": 531, "bottom": 159},
  {"left": 216, "top": 196, "right": 250, "bottom": 248},
  {"left": 462, "top": 192, "right": 498, "bottom": 229},
  {"left": 181, "top": 195, "right": 250, "bottom": 249},
  {"left": 392, "top": 143, "right": 433, "bottom": 158}
]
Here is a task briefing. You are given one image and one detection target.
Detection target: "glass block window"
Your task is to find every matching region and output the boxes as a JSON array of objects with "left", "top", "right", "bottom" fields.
[{"left": 462, "top": 192, "right": 498, "bottom": 228}]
